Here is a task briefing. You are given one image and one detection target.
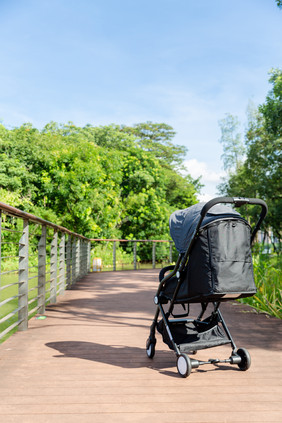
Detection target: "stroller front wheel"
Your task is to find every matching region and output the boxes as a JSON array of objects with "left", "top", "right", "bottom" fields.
[
  {"left": 146, "top": 339, "right": 156, "bottom": 359},
  {"left": 237, "top": 348, "right": 251, "bottom": 371},
  {"left": 177, "top": 354, "right": 192, "bottom": 378}
]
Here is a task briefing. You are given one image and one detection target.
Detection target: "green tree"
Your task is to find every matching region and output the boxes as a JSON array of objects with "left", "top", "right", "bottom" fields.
[
  {"left": 121, "top": 121, "right": 187, "bottom": 167},
  {"left": 120, "top": 121, "right": 199, "bottom": 210},
  {"left": 218, "top": 114, "right": 245, "bottom": 172},
  {"left": 163, "top": 168, "right": 201, "bottom": 210},
  {"left": 119, "top": 148, "right": 169, "bottom": 239},
  {"left": 218, "top": 70, "right": 282, "bottom": 247},
  {"left": 0, "top": 120, "right": 200, "bottom": 253},
  {"left": 92, "top": 120, "right": 199, "bottom": 213},
  {"left": 259, "top": 69, "right": 282, "bottom": 138}
]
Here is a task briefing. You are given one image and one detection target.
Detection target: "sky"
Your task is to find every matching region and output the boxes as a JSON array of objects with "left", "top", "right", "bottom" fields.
[{"left": 0, "top": 0, "right": 281, "bottom": 201}]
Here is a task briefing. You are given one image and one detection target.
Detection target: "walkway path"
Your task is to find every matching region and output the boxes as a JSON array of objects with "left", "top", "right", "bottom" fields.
[{"left": 0, "top": 270, "right": 281, "bottom": 422}]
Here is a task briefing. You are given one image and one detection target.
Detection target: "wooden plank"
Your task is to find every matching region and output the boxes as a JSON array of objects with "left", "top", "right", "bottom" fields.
[{"left": 0, "top": 269, "right": 281, "bottom": 422}]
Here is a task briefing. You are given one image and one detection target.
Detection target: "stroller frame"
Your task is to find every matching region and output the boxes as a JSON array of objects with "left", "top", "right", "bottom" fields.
[{"left": 146, "top": 197, "right": 268, "bottom": 377}]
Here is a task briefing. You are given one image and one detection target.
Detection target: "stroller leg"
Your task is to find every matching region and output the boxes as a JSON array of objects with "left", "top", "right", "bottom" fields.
[
  {"left": 217, "top": 308, "right": 251, "bottom": 370},
  {"left": 150, "top": 307, "right": 160, "bottom": 338},
  {"left": 197, "top": 302, "right": 208, "bottom": 320},
  {"left": 217, "top": 308, "right": 237, "bottom": 352},
  {"left": 146, "top": 307, "right": 160, "bottom": 358}
]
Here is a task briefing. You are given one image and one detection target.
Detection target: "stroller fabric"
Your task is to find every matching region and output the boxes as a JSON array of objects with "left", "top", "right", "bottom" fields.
[
  {"left": 169, "top": 202, "right": 241, "bottom": 253},
  {"left": 164, "top": 203, "right": 257, "bottom": 302}
]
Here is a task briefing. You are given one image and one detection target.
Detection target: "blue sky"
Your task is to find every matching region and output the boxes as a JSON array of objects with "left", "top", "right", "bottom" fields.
[{"left": 0, "top": 0, "right": 281, "bottom": 200}]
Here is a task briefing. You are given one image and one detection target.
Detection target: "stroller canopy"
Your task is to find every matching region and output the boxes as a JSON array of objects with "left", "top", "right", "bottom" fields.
[{"left": 169, "top": 202, "right": 241, "bottom": 253}]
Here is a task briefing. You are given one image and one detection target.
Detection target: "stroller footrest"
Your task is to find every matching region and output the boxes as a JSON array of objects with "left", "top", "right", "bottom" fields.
[{"left": 179, "top": 337, "right": 231, "bottom": 352}]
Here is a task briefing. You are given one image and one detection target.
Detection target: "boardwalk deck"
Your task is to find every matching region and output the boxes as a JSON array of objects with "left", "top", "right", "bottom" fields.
[{"left": 0, "top": 269, "right": 281, "bottom": 422}]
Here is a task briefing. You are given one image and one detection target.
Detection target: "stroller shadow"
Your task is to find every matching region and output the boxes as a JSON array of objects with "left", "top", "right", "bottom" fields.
[
  {"left": 46, "top": 340, "right": 173, "bottom": 370},
  {"left": 46, "top": 340, "right": 240, "bottom": 378}
]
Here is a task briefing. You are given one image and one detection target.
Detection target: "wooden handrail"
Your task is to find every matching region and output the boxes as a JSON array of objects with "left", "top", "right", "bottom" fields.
[{"left": 0, "top": 201, "right": 90, "bottom": 240}]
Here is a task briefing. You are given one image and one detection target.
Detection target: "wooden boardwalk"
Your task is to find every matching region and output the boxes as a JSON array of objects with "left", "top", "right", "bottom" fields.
[{"left": 0, "top": 269, "right": 281, "bottom": 422}]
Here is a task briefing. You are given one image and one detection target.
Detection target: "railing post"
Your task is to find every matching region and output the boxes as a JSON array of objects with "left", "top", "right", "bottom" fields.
[
  {"left": 50, "top": 230, "right": 58, "bottom": 303},
  {"left": 152, "top": 242, "right": 156, "bottom": 269},
  {"left": 82, "top": 240, "right": 86, "bottom": 276},
  {"left": 169, "top": 241, "right": 173, "bottom": 263},
  {"left": 38, "top": 225, "right": 46, "bottom": 314},
  {"left": 82, "top": 240, "right": 85, "bottom": 276},
  {"left": 72, "top": 236, "right": 77, "bottom": 284},
  {"left": 133, "top": 241, "right": 137, "bottom": 270},
  {"left": 81, "top": 240, "right": 85, "bottom": 276},
  {"left": 113, "top": 241, "right": 116, "bottom": 271},
  {"left": 18, "top": 219, "right": 29, "bottom": 331},
  {"left": 66, "top": 235, "right": 72, "bottom": 287},
  {"left": 87, "top": 241, "right": 91, "bottom": 273},
  {"left": 59, "top": 233, "right": 66, "bottom": 295},
  {"left": 83, "top": 240, "right": 89, "bottom": 275},
  {"left": 77, "top": 238, "right": 81, "bottom": 279},
  {"left": 76, "top": 238, "right": 80, "bottom": 280},
  {"left": 80, "top": 240, "right": 84, "bottom": 276}
]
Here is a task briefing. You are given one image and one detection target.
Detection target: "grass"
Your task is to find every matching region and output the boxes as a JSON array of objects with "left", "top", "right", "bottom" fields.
[
  {"left": 0, "top": 254, "right": 68, "bottom": 343},
  {"left": 0, "top": 268, "right": 53, "bottom": 343},
  {"left": 239, "top": 253, "right": 282, "bottom": 319}
]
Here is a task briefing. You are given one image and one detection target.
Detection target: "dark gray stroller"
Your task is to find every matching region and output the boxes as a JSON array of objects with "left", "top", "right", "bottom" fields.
[{"left": 146, "top": 197, "right": 268, "bottom": 377}]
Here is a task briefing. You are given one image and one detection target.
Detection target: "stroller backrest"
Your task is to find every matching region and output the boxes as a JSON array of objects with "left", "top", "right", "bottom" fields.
[
  {"left": 185, "top": 217, "right": 256, "bottom": 300},
  {"left": 164, "top": 202, "right": 257, "bottom": 302},
  {"left": 169, "top": 203, "right": 241, "bottom": 254}
]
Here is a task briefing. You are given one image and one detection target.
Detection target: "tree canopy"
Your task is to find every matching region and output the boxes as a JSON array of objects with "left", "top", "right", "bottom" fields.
[
  {"left": 0, "top": 121, "right": 200, "bottom": 248},
  {"left": 218, "top": 69, "right": 282, "bottom": 247},
  {"left": 218, "top": 114, "right": 245, "bottom": 172}
]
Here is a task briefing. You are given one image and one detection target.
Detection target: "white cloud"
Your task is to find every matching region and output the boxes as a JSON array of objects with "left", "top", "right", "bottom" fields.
[
  {"left": 184, "top": 159, "right": 225, "bottom": 182},
  {"left": 183, "top": 158, "right": 226, "bottom": 202}
]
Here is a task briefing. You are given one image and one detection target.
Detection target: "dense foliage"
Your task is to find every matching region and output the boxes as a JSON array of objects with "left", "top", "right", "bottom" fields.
[
  {"left": 218, "top": 69, "right": 282, "bottom": 250},
  {"left": 0, "top": 121, "right": 200, "bottom": 246},
  {"left": 239, "top": 253, "right": 281, "bottom": 319}
]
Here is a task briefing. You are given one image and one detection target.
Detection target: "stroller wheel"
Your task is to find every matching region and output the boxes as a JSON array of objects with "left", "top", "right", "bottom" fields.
[
  {"left": 146, "top": 340, "right": 156, "bottom": 359},
  {"left": 237, "top": 348, "right": 251, "bottom": 371},
  {"left": 177, "top": 354, "right": 192, "bottom": 378}
]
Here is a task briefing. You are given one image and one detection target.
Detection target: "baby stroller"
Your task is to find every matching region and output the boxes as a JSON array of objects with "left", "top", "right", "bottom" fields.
[{"left": 146, "top": 197, "right": 268, "bottom": 377}]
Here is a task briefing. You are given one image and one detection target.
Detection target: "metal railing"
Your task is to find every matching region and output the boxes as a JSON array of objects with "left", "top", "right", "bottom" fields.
[
  {"left": 91, "top": 238, "right": 174, "bottom": 271},
  {"left": 0, "top": 201, "right": 175, "bottom": 341},
  {"left": 0, "top": 202, "right": 91, "bottom": 341}
]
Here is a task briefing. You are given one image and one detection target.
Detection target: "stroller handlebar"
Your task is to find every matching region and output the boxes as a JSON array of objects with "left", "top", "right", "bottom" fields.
[
  {"left": 200, "top": 196, "right": 268, "bottom": 217},
  {"left": 200, "top": 196, "right": 268, "bottom": 244}
]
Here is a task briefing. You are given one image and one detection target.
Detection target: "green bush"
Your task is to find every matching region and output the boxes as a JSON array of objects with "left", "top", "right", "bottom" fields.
[{"left": 239, "top": 253, "right": 281, "bottom": 319}]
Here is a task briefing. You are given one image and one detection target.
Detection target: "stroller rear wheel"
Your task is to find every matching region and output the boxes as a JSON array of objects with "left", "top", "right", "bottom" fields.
[
  {"left": 146, "top": 338, "right": 156, "bottom": 359},
  {"left": 177, "top": 354, "right": 192, "bottom": 378},
  {"left": 237, "top": 348, "right": 251, "bottom": 371}
]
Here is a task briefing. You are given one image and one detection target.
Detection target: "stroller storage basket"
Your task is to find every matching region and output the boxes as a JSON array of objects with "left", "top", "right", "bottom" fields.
[
  {"left": 157, "top": 314, "right": 231, "bottom": 352},
  {"left": 162, "top": 218, "right": 257, "bottom": 303}
]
